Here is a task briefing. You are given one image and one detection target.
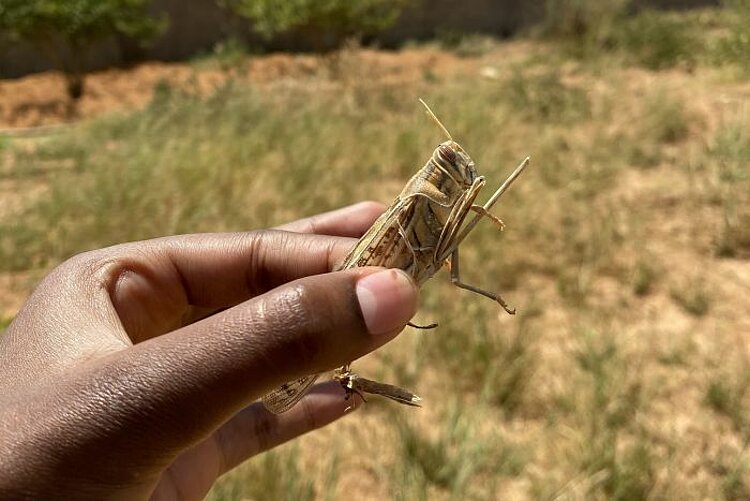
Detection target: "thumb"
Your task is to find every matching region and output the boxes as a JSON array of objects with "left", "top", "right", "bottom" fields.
[{"left": 48, "top": 267, "right": 417, "bottom": 480}]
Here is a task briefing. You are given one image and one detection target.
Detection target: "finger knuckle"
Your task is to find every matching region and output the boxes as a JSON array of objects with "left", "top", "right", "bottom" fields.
[{"left": 273, "top": 283, "right": 328, "bottom": 367}]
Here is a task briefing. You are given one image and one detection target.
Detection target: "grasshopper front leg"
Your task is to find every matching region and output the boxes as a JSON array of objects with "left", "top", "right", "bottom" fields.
[
  {"left": 450, "top": 248, "right": 516, "bottom": 315},
  {"left": 470, "top": 205, "right": 505, "bottom": 231}
]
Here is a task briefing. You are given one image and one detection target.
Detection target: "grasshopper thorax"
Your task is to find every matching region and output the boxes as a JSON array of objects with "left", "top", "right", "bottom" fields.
[{"left": 433, "top": 141, "right": 477, "bottom": 189}]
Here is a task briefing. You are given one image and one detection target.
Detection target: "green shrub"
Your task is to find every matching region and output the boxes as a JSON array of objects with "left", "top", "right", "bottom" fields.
[
  {"left": 0, "top": 0, "right": 165, "bottom": 99},
  {"left": 539, "top": 0, "right": 631, "bottom": 54},
  {"left": 221, "top": 0, "right": 414, "bottom": 50}
]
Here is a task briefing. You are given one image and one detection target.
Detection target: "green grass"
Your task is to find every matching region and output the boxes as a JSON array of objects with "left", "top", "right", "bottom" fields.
[
  {"left": 671, "top": 278, "right": 711, "bottom": 317},
  {"left": 705, "top": 363, "right": 750, "bottom": 436},
  {"left": 711, "top": 0, "right": 750, "bottom": 73},
  {"left": 0, "top": 315, "right": 13, "bottom": 333},
  {"left": 388, "top": 404, "right": 526, "bottom": 500},
  {"left": 0, "top": 67, "right": 606, "bottom": 273},
  {"left": 506, "top": 69, "right": 591, "bottom": 123},
  {"left": 190, "top": 37, "right": 252, "bottom": 74},
  {"left": 631, "top": 258, "right": 658, "bottom": 296},
  {"left": 613, "top": 9, "right": 700, "bottom": 70},
  {"left": 640, "top": 90, "right": 691, "bottom": 145},
  {"left": 721, "top": 458, "right": 750, "bottom": 501},
  {"left": 574, "top": 328, "right": 653, "bottom": 500},
  {"left": 711, "top": 119, "right": 750, "bottom": 258},
  {"left": 538, "top": 0, "right": 700, "bottom": 69},
  {"left": 207, "top": 446, "right": 338, "bottom": 501},
  {"left": 0, "top": 81, "right": 435, "bottom": 270},
  {"left": 435, "top": 29, "right": 498, "bottom": 58}
]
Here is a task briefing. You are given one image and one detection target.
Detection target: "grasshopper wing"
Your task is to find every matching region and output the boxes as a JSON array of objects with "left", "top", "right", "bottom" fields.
[
  {"left": 262, "top": 374, "right": 321, "bottom": 414},
  {"left": 347, "top": 375, "right": 422, "bottom": 407}
]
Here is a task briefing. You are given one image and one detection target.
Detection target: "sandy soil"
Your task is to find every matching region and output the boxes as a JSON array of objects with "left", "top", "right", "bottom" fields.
[{"left": 0, "top": 45, "right": 527, "bottom": 130}]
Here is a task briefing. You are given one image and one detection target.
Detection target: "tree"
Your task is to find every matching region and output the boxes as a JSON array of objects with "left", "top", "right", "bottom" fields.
[
  {"left": 221, "top": 0, "right": 414, "bottom": 50},
  {"left": 0, "top": 0, "right": 165, "bottom": 100}
]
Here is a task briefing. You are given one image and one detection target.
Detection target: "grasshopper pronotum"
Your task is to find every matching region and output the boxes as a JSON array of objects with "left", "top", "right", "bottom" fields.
[{"left": 262, "top": 101, "right": 530, "bottom": 414}]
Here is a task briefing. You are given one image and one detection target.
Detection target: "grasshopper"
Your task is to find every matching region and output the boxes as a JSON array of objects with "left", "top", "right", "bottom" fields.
[{"left": 261, "top": 100, "right": 530, "bottom": 414}]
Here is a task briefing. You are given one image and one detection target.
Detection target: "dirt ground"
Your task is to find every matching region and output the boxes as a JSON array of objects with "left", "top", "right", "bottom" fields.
[{"left": 0, "top": 45, "right": 539, "bottom": 130}]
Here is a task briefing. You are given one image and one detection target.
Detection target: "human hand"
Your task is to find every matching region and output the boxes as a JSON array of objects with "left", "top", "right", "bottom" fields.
[{"left": 0, "top": 202, "right": 418, "bottom": 500}]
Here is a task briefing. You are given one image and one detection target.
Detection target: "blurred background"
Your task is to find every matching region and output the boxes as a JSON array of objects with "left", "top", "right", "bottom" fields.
[{"left": 1, "top": 0, "right": 749, "bottom": 499}]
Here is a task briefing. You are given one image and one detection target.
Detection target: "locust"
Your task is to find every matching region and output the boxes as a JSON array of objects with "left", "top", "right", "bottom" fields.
[{"left": 261, "top": 100, "right": 530, "bottom": 414}]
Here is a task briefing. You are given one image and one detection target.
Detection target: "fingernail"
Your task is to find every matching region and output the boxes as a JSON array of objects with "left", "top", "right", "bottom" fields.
[{"left": 356, "top": 269, "right": 417, "bottom": 336}]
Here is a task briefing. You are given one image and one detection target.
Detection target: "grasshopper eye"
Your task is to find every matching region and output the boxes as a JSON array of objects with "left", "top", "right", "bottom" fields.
[{"left": 438, "top": 145, "right": 457, "bottom": 164}]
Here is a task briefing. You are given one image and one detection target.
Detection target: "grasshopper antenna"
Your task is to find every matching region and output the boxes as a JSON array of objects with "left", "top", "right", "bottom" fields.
[{"left": 419, "top": 98, "right": 453, "bottom": 141}]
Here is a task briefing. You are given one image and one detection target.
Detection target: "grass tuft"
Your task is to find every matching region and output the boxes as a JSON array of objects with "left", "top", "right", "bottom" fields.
[
  {"left": 711, "top": 119, "right": 750, "bottom": 258},
  {"left": 423, "top": 299, "right": 539, "bottom": 415},
  {"left": 190, "top": 37, "right": 251, "bottom": 74},
  {"left": 613, "top": 9, "right": 699, "bottom": 70},
  {"left": 642, "top": 90, "right": 691, "bottom": 145},
  {"left": 631, "top": 258, "right": 658, "bottom": 296},
  {"left": 572, "top": 328, "right": 653, "bottom": 499},
  {"left": 506, "top": 69, "right": 591, "bottom": 123},
  {"left": 539, "top": 0, "right": 699, "bottom": 69},
  {"left": 711, "top": 0, "right": 750, "bottom": 73},
  {"left": 389, "top": 405, "right": 525, "bottom": 499},
  {"left": 705, "top": 367, "right": 750, "bottom": 435},
  {"left": 0, "top": 315, "right": 13, "bottom": 333},
  {"left": 206, "top": 446, "right": 338, "bottom": 501},
  {"left": 435, "top": 29, "right": 498, "bottom": 58},
  {"left": 671, "top": 278, "right": 711, "bottom": 317}
]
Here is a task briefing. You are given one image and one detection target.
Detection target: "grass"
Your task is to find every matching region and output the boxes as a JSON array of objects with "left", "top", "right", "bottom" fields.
[
  {"left": 573, "top": 328, "right": 652, "bottom": 499},
  {"left": 207, "top": 445, "right": 338, "bottom": 501},
  {"left": 190, "top": 37, "right": 252, "bottom": 74},
  {"left": 711, "top": 119, "right": 750, "bottom": 258},
  {"left": 641, "top": 90, "right": 691, "bottom": 145},
  {"left": 0, "top": 315, "right": 12, "bottom": 333},
  {"left": 671, "top": 278, "right": 712, "bottom": 317},
  {"left": 506, "top": 68, "right": 591, "bottom": 123},
  {"left": 2, "top": 5, "right": 750, "bottom": 499},
  {"left": 705, "top": 359, "right": 750, "bottom": 436},
  {"left": 388, "top": 405, "right": 515, "bottom": 499},
  {"left": 538, "top": 0, "right": 700, "bottom": 69},
  {"left": 613, "top": 9, "right": 700, "bottom": 70},
  {"left": 631, "top": 258, "right": 658, "bottom": 296},
  {"left": 382, "top": 402, "right": 528, "bottom": 500},
  {"left": 711, "top": 0, "right": 750, "bottom": 73},
  {"left": 435, "top": 29, "right": 499, "bottom": 58}
]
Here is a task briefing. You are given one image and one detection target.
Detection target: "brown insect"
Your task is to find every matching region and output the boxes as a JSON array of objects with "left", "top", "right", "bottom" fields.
[{"left": 262, "top": 100, "right": 530, "bottom": 414}]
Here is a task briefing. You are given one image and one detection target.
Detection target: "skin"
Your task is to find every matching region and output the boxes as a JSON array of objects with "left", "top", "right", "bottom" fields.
[{"left": 0, "top": 202, "right": 419, "bottom": 500}]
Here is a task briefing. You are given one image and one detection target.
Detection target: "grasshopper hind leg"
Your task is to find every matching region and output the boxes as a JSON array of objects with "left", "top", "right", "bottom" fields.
[{"left": 449, "top": 248, "right": 516, "bottom": 315}]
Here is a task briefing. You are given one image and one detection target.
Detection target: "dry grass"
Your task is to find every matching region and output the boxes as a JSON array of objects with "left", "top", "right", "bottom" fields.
[{"left": 2, "top": 6, "right": 750, "bottom": 500}]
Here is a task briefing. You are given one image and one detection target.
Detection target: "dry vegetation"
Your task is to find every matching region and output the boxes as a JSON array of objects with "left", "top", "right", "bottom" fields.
[{"left": 1, "top": 4, "right": 750, "bottom": 500}]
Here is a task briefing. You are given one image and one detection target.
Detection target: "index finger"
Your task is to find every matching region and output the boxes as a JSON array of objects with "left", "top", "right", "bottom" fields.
[{"left": 275, "top": 201, "right": 385, "bottom": 236}]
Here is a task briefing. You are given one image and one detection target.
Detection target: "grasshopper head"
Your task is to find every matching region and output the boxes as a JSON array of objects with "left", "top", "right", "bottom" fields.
[{"left": 435, "top": 141, "right": 477, "bottom": 188}]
